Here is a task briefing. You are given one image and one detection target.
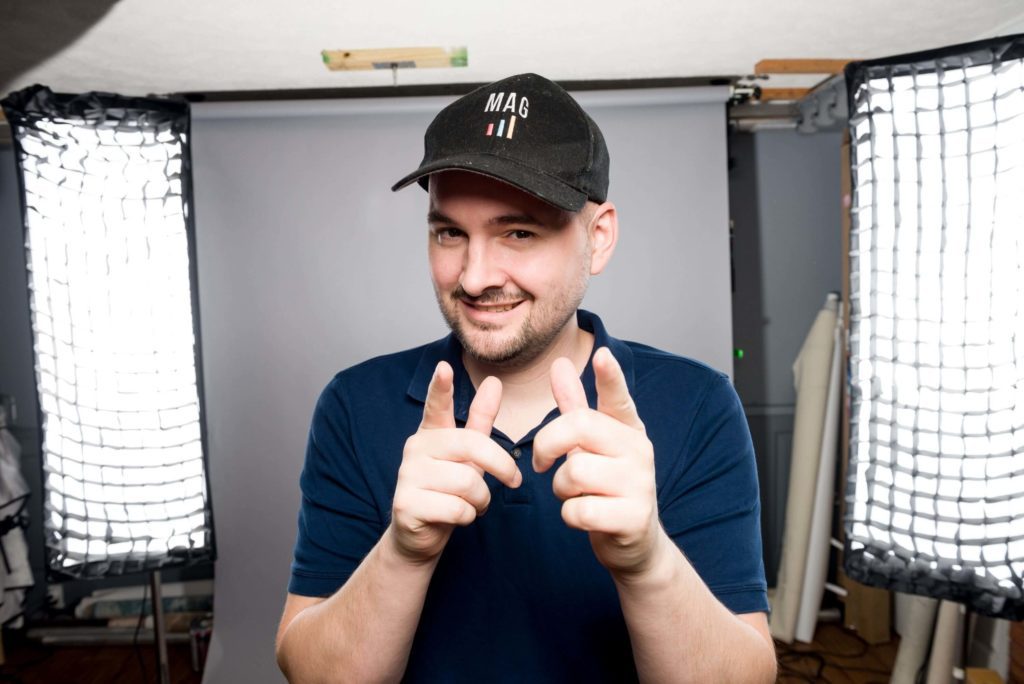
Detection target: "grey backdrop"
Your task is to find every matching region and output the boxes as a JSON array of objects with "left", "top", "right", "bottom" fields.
[{"left": 192, "top": 86, "right": 731, "bottom": 683}]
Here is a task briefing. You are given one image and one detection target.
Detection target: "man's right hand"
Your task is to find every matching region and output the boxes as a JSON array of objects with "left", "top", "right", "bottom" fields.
[{"left": 388, "top": 361, "right": 522, "bottom": 564}]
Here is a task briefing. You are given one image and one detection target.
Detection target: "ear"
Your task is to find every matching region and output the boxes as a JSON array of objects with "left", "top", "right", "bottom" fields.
[{"left": 586, "top": 201, "right": 618, "bottom": 276}]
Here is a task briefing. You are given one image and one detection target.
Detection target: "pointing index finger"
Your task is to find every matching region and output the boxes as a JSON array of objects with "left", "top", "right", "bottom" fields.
[
  {"left": 420, "top": 361, "right": 456, "bottom": 429},
  {"left": 536, "top": 357, "right": 589, "bottom": 473},
  {"left": 550, "top": 357, "right": 588, "bottom": 415},
  {"left": 594, "top": 347, "right": 644, "bottom": 431},
  {"left": 466, "top": 376, "right": 502, "bottom": 434},
  {"left": 464, "top": 376, "right": 505, "bottom": 478}
]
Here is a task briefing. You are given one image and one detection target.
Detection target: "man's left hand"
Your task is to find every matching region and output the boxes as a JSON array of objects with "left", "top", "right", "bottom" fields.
[{"left": 533, "top": 347, "right": 672, "bottom": 580}]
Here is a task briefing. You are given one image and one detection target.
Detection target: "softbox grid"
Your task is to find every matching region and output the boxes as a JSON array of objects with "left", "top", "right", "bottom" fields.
[
  {"left": 844, "top": 35, "right": 1024, "bottom": 619},
  {"left": 1, "top": 86, "right": 215, "bottom": 579}
]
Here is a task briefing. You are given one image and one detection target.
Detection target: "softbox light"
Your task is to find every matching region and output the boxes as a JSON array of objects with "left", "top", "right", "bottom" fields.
[
  {"left": 844, "top": 35, "right": 1024, "bottom": 620},
  {"left": 1, "top": 85, "right": 215, "bottom": 580}
]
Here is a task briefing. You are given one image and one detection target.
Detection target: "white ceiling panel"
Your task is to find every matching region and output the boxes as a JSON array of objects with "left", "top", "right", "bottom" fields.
[{"left": 1, "top": 0, "right": 1022, "bottom": 97}]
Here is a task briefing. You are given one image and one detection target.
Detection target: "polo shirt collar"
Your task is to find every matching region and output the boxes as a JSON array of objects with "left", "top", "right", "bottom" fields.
[{"left": 407, "top": 309, "right": 636, "bottom": 423}]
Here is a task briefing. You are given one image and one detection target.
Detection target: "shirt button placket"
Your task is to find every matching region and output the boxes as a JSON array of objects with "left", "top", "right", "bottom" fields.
[{"left": 504, "top": 445, "right": 531, "bottom": 505}]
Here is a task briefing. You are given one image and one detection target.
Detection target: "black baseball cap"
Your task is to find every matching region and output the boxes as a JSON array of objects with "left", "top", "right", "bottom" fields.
[{"left": 391, "top": 73, "right": 609, "bottom": 212}]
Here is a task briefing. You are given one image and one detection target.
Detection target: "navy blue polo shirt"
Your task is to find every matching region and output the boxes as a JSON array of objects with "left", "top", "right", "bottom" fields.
[{"left": 289, "top": 309, "right": 768, "bottom": 682}]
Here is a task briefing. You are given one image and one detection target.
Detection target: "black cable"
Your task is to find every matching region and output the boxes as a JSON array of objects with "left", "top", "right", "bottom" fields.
[
  {"left": 807, "top": 625, "right": 871, "bottom": 659},
  {"left": 775, "top": 642, "right": 827, "bottom": 682},
  {"left": 134, "top": 581, "right": 150, "bottom": 684}
]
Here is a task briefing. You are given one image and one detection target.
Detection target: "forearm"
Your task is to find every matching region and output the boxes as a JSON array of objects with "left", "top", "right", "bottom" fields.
[
  {"left": 613, "top": 536, "right": 776, "bottom": 684},
  {"left": 277, "top": 528, "right": 437, "bottom": 684}
]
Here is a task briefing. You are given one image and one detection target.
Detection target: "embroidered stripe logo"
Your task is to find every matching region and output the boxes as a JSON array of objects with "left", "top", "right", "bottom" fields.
[{"left": 485, "top": 116, "right": 518, "bottom": 139}]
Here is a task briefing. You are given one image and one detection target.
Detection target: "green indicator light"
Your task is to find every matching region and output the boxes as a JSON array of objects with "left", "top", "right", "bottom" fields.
[{"left": 734, "top": 348, "right": 745, "bottom": 359}]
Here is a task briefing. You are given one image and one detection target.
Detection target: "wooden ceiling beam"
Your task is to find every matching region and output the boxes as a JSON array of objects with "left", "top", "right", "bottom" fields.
[{"left": 758, "top": 87, "right": 811, "bottom": 102}]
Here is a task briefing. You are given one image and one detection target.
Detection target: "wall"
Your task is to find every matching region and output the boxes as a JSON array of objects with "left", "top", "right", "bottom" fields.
[{"left": 728, "top": 127, "right": 844, "bottom": 586}]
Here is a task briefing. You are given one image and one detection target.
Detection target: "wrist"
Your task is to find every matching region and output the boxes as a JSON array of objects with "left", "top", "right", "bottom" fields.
[
  {"left": 611, "top": 528, "right": 680, "bottom": 591},
  {"left": 380, "top": 525, "right": 443, "bottom": 572}
]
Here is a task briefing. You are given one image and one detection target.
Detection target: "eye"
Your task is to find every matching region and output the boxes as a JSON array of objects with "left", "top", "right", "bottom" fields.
[
  {"left": 433, "top": 227, "right": 465, "bottom": 243},
  {"left": 508, "top": 229, "right": 535, "bottom": 240}
]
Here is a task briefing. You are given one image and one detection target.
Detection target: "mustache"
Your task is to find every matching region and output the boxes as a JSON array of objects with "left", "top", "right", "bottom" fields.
[{"left": 450, "top": 285, "right": 531, "bottom": 305}]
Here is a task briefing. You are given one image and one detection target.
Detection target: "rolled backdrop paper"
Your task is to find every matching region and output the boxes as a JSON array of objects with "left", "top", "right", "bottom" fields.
[
  {"left": 890, "top": 594, "right": 940, "bottom": 684},
  {"left": 894, "top": 596, "right": 1011, "bottom": 683},
  {"left": 925, "top": 600, "right": 964, "bottom": 684},
  {"left": 794, "top": 303, "right": 844, "bottom": 643},
  {"left": 969, "top": 614, "right": 1011, "bottom": 681},
  {"left": 895, "top": 588, "right": 916, "bottom": 637},
  {"left": 770, "top": 293, "right": 838, "bottom": 643}
]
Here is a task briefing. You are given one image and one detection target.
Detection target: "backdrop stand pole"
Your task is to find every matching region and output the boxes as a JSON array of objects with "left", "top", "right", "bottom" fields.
[{"left": 150, "top": 569, "right": 171, "bottom": 684}]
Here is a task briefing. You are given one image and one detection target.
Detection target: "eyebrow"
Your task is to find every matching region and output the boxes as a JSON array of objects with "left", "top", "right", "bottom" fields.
[
  {"left": 427, "top": 210, "right": 457, "bottom": 225},
  {"left": 426, "top": 210, "right": 546, "bottom": 228}
]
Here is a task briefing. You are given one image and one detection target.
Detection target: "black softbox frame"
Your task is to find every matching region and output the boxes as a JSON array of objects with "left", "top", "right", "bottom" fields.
[
  {"left": 1, "top": 85, "right": 216, "bottom": 581},
  {"left": 843, "top": 34, "right": 1024, "bottom": 621}
]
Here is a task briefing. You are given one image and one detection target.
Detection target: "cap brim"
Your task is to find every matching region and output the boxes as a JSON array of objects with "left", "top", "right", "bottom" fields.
[{"left": 390, "top": 154, "right": 587, "bottom": 212}]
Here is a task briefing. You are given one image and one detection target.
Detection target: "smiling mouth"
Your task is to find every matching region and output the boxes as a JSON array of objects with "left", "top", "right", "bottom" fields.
[{"left": 462, "top": 300, "right": 523, "bottom": 313}]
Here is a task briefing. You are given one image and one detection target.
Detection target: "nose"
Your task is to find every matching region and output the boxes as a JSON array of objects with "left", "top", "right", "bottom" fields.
[{"left": 459, "top": 239, "right": 506, "bottom": 297}]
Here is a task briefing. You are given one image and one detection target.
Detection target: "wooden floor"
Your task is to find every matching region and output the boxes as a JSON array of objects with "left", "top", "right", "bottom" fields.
[
  {"left": 0, "top": 630, "right": 203, "bottom": 684},
  {"left": 3, "top": 621, "right": 896, "bottom": 684},
  {"left": 776, "top": 622, "right": 899, "bottom": 684},
  {"left": 9, "top": 619, "right": 1020, "bottom": 683},
  {"left": 6, "top": 624, "right": 897, "bottom": 684}
]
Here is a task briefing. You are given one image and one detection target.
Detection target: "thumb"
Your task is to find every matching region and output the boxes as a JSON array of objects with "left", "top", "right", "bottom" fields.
[
  {"left": 594, "top": 347, "right": 644, "bottom": 431},
  {"left": 549, "top": 357, "right": 588, "bottom": 415},
  {"left": 420, "top": 361, "right": 456, "bottom": 429}
]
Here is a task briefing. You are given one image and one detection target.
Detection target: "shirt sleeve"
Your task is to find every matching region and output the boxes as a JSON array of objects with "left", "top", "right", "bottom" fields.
[
  {"left": 659, "top": 373, "right": 770, "bottom": 615},
  {"left": 288, "top": 375, "right": 385, "bottom": 597}
]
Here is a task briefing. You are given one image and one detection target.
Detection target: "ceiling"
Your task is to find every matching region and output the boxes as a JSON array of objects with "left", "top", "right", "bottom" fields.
[{"left": 1, "top": 0, "right": 1023, "bottom": 99}]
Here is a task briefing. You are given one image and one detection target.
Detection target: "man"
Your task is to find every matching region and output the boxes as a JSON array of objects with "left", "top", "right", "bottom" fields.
[{"left": 275, "top": 73, "right": 775, "bottom": 683}]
